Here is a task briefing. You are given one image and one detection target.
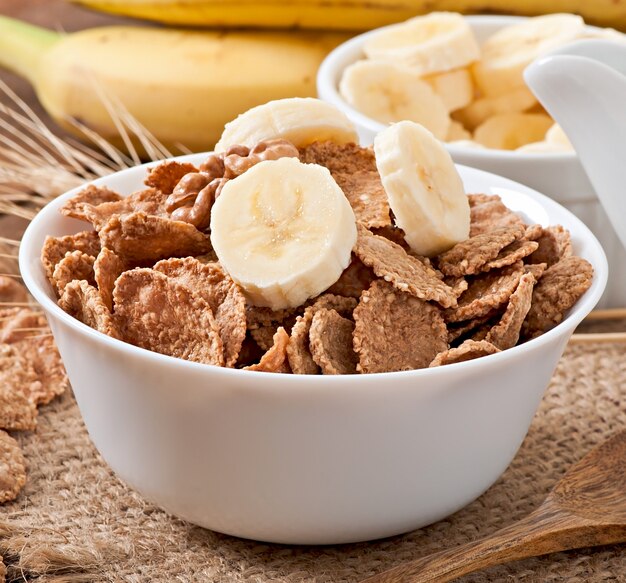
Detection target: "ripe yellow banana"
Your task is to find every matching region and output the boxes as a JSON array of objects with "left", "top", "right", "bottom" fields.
[
  {"left": 70, "top": 0, "right": 626, "bottom": 31},
  {"left": 0, "top": 16, "right": 347, "bottom": 152}
]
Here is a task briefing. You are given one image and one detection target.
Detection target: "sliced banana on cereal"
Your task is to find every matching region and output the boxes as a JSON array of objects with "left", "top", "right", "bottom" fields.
[
  {"left": 473, "top": 112, "right": 553, "bottom": 150},
  {"left": 545, "top": 123, "right": 575, "bottom": 150},
  {"left": 374, "top": 120, "right": 470, "bottom": 257},
  {"left": 473, "top": 14, "right": 586, "bottom": 97},
  {"left": 339, "top": 60, "right": 451, "bottom": 139},
  {"left": 210, "top": 157, "right": 357, "bottom": 310},
  {"left": 214, "top": 97, "right": 358, "bottom": 153},
  {"left": 363, "top": 12, "right": 480, "bottom": 76}
]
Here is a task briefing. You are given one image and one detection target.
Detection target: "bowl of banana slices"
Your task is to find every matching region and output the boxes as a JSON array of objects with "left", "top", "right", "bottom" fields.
[
  {"left": 318, "top": 13, "right": 626, "bottom": 308},
  {"left": 20, "top": 98, "right": 606, "bottom": 545}
]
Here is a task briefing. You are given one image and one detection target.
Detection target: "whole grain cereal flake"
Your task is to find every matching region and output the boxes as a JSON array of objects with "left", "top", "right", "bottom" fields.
[
  {"left": 527, "top": 225, "right": 573, "bottom": 267},
  {"left": 94, "top": 247, "right": 127, "bottom": 313},
  {"left": 437, "top": 224, "right": 526, "bottom": 277},
  {"left": 309, "top": 308, "right": 357, "bottom": 375},
  {"left": 326, "top": 256, "right": 376, "bottom": 299},
  {"left": 354, "top": 224, "right": 457, "bottom": 309},
  {"left": 479, "top": 238, "right": 539, "bottom": 272},
  {"left": 113, "top": 269, "right": 224, "bottom": 366},
  {"left": 468, "top": 193, "right": 526, "bottom": 237},
  {"left": 429, "top": 339, "right": 501, "bottom": 367},
  {"left": 0, "top": 345, "right": 38, "bottom": 431},
  {"left": 353, "top": 280, "right": 448, "bottom": 373},
  {"left": 154, "top": 257, "right": 246, "bottom": 367},
  {"left": 144, "top": 161, "right": 199, "bottom": 194},
  {"left": 0, "top": 429, "right": 26, "bottom": 504},
  {"left": 41, "top": 230, "right": 100, "bottom": 282},
  {"left": 60, "top": 184, "right": 122, "bottom": 222},
  {"left": 59, "top": 280, "right": 120, "bottom": 339},
  {"left": 51, "top": 250, "right": 96, "bottom": 296},
  {"left": 245, "top": 327, "right": 291, "bottom": 373}
]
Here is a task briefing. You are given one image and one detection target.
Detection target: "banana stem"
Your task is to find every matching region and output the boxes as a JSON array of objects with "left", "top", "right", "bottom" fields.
[{"left": 0, "top": 16, "right": 60, "bottom": 83}]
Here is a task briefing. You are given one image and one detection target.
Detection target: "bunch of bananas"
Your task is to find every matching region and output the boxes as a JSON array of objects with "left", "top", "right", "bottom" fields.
[{"left": 0, "top": 0, "right": 623, "bottom": 153}]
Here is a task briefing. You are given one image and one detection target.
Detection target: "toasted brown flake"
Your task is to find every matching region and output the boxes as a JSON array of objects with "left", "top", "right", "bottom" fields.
[
  {"left": 445, "top": 277, "right": 469, "bottom": 299},
  {"left": 354, "top": 224, "right": 457, "bottom": 308},
  {"left": 485, "top": 272, "right": 536, "bottom": 350},
  {"left": 60, "top": 184, "right": 122, "bottom": 221},
  {"left": 41, "top": 230, "right": 100, "bottom": 282},
  {"left": 1, "top": 554, "right": 5, "bottom": 580},
  {"left": 0, "top": 308, "right": 47, "bottom": 344},
  {"left": 370, "top": 225, "right": 411, "bottom": 249},
  {"left": 527, "top": 225, "right": 573, "bottom": 267},
  {"left": 94, "top": 248, "right": 127, "bottom": 312},
  {"left": 286, "top": 294, "right": 357, "bottom": 374},
  {"left": 84, "top": 188, "right": 168, "bottom": 230},
  {"left": 447, "top": 313, "right": 495, "bottom": 344},
  {"left": 0, "top": 345, "right": 38, "bottom": 431},
  {"left": 51, "top": 250, "right": 96, "bottom": 296},
  {"left": 154, "top": 257, "right": 246, "bottom": 367},
  {"left": 0, "top": 276, "right": 28, "bottom": 304},
  {"left": 445, "top": 261, "right": 525, "bottom": 323},
  {"left": 245, "top": 327, "right": 290, "bottom": 373},
  {"left": 144, "top": 161, "right": 198, "bottom": 193},
  {"left": 479, "top": 239, "right": 539, "bottom": 272},
  {"left": 59, "top": 280, "right": 120, "bottom": 339},
  {"left": 353, "top": 280, "right": 448, "bottom": 373},
  {"left": 468, "top": 193, "right": 526, "bottom": 237},
  {"left": 523, "top": 256, "right": 593, "bottom": 338},
  {"left": 246, "top": 305, "right": 300, "bottom": 353},
  {"left": 98, "top": 212, "right": 212, "bottom": 263},
  {"left": 524, "top": 262, "right": 547, "bottom": 281},
  {"left": 299, "top": 141, "right": 391, "bottom": 228},
  {"left": 0, "top": 429, "right": 26, "bottom": 503},
  {"left": 113, "top": 269, "right": 224, "bottom": 365},
  {"left": 438, "top": 224, "right": 526, "bottom": 277},
  {"left": 309, "top": 308, "right": 357, "bottom": 375},
  {"left": 429, "top": 339, "right": 500, "bottom": 367},
  {"left": 250, "top": 327, "right": 277, "bottom": 352},
  {"left": 235, "top": 334, "right": 266, "bottom": 368},
  {"left": 326, "top": 256, "right": 376, "bottom": 299},
  {"left": 524, "top": 224, "right": 543, "bottom": 240}
]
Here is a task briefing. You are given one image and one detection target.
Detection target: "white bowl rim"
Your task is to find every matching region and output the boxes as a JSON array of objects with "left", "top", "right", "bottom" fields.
[
  {"left": 19, "top": 153, "right": 608, "bottom": 385},
  {"left": 317, "top": 13, "right": 605, "bottom": 161}
]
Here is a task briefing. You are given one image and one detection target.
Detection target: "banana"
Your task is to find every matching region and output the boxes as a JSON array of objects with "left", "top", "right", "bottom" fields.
[
  {"left": 473, "top": 112, "right": 553, "bottom": 150},
  {"left": 363, "top": 12, "right": 480, "bottom": 76},
  {"left": 516, "top": 141, "right": 572, "bottom": 153},
  {"left": 451, "top": 86, "right": 538, "bottom": 130},
  {"left": 214, "top": 98, "right": 358, "bottom": 153},
  {"left": 210, "top": 158, "right": 357, "bottom": 310},
  {"left": 472, "top": 14, "right": 586, "bottom": 97},
  {"left": 0, "top": 16, "right": 347, "bottom": 153},
  {"left": 546, "top": 123, "right": 574, "bottom": 150},
  {"left": 69, "top": 0, "right": 626, "bottom": 32},
  {"left": 447, "top": 120, "right": 472, "bottom": 141},
  {"left": 373, "top": 120, "right": 470, "bottom": 256},
  {"left": 423, "top": 68, "right": 474, "bottom": 112},
  {"left": 339, "top": 61, "right": 451, "bottom": 139}
]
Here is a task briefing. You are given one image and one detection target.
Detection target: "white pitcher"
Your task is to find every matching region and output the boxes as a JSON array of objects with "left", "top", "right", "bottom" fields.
[{"left": 525, "top": 39, "right": 626, "bottom": 309}]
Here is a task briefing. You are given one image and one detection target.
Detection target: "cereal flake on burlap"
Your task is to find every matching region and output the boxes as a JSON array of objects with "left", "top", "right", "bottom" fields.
[
  {"left": 154, "top": 257, "right": 246, "bottom": 367},
  {"left": 41, "top": 231, "right": 100, "bottom": 282},
  {"left": 244, "top": 327, "right": 291, "bottom": 373},
  {"left": 485, "top": 272, "right": 536, "bottom": 350},
  {"left": 429, "top": 339, "right": 500, "bottom": 367},
  {"left": 59, "top": 280, "right": 120, "bottom": 339},
  {"left": 445, "top": 261, "right": 525, "bottom": 323},
  {"left": 60, "top": 184, "right": 122, "bottom": 222},
  {"left": 0, "top": 308, "right": 47, "bottom": 345},
  {"left": 98, "top": 212, "right": 212, "bottom": 263},
  {"left": 113, "top": 269, "right": 224, "bottom": 366},
  {"left": 523, "top": 256, "right": 593, "bottom": 338},
  {"left": 438, "top": 224, "right": 526, "bottom": 277},
  {"left": 0, "top": 429, "right": 26, "bottom": 504},
  {"left": 468, "top": 193, "right": 526, "bottom": 237},
  {"left": 527, "top": 225, "right": 573, "bottom": 267},
  {"left": 51, "top": 250, "right": 96, "bottom": 296},
  {"left": 353, "top": 280, "right": 448, "bottom": 373},
  {"left": 144, "top": 161, "right": 199, "bottom": 194},
  {"left": 354, "top": 224, "right": 457, "bottom": 308},
  {"left": 309, "top": 308, "right": 357, "bottom": 375},
  {"left": 0, "top": 345, "right": 38, "bottom": 431},
  {"left": 94, "top": 247, "right": 127, "bottom": 313}
]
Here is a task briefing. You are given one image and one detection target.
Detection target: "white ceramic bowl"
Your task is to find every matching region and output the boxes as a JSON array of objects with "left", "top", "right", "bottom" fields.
[
  {"left": 317, "top": 15, "right": 626, "bottom": 309},
  {"left": 20, "top": 156, "right": 607, "bottom": 545}
]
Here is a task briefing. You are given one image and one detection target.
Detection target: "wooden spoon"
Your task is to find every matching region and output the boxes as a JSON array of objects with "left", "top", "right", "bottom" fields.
[{"left": 361, "top": 429, "right": 626, "bottom": 583}]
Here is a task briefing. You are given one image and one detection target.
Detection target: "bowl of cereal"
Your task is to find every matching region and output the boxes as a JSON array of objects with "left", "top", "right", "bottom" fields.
[
  {"left": 20, "top": 99, "right": 606, "bottom": 545},
  {"left": 317, "top": 13, "right": 626, "bottom": 308}
]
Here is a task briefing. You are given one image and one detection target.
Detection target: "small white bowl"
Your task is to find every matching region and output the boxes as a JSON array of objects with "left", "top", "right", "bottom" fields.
[
  {"left": 317, "top": 15, "right": 626, "bottom": 309},
  {"left": 20, "top": 155, "right": 606, "bottom": 545}
]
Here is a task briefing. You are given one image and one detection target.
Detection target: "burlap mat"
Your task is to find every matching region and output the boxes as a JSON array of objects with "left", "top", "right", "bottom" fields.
[{"left": 0, "top": 338, "right": 624, "bottom": 582}]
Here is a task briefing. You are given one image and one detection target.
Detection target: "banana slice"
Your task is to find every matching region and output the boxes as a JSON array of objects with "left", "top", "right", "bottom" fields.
[
  {"left": 473, "top": 112, "right": 553, "bottom": 150},
  {"left": 214, "top": 97, "right": 358, "bottom": 153},
  {"left": 516, "top": 141, "right": 572, "bottom": 153},
  {"left": 374, "top": 121, "right": 470, "bottom": 257},
  {"left": 423, "top": 68, "right": 474, "bottom": 113},
  {"left": 339, "top": 60, "right": 451, "bottom": 139},
  {"left": 452, "top": 86, "right": 537, "bottom": 130},
  {"left": 210, "top": 157, "right": 357, "bottom": 310},
  {"left": 447, "top": 139, "right": 487, "bottom": 149},
  {"left": 447, "top": 120, "right": 471, "bottom": 141},
  {"left": 473, "top": 14, "right": 586, "bottom": 97},
  {"left": 546, "top": 123, "right": 574, "bottom": 150},
  {"left": 363, "top": 12, "right": 480, "bottom": 76}
]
